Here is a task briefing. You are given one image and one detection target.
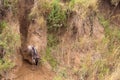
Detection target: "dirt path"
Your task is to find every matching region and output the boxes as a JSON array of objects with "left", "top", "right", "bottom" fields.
[
  {"left": 12, "top": 0, "right": 54, "bottom": 79},
  {"left": 14, "top": 60, "right": 54, "bottom": 80}
]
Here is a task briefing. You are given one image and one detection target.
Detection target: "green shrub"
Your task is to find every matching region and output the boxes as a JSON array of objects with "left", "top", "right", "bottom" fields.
[{"left": 47, "top": 0, "right": 67, "bottom": 32}]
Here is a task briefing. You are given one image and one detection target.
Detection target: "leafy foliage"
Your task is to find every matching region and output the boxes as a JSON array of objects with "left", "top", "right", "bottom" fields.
[{"left": 47, "top": 0, "right": 67, "bottom": 32}]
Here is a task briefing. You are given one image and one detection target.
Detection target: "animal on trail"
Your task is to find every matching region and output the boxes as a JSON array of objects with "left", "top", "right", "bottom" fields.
[{"left": 28, "top": 45, "right": 40, "bottom": 65}]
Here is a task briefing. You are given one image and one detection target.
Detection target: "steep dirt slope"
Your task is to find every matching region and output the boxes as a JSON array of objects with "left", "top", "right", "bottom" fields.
[
  {"left": 1, "top": 0, "right": 54, "bottom": 80},
  {"left": 15, "top": 0, "right": 54, "bottom": 80},
  {"left": 1, "top": 0, "right": 120, "bottom": 80}
]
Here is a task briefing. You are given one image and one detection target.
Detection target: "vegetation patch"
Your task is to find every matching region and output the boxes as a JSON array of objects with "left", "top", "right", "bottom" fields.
[
  {"left": 43, "top": 34, "right": 59, "bottom": 69},
  {"left": 0, "top": 20, "right": 7, "bottom": 34},
  {"left": 0, "top": 59, "right": 14, "bottom": 71},
  {"left": 47, "top": 0, "right": 67, "bottom": 33},
  {"left": 44, "top": 47, "right": 58, "bottom": 69},
  {"left": 53, "top": 67, "right": 67, "bottom": 80},
  {"left": 0, "top": 0, "right": 18, "bottom": 15},
  {"left": 0, "top": 21, "right": 20, "bottom": 72},
  {"left": 93, "top": 15, "right": 120, "bottom": 79}
]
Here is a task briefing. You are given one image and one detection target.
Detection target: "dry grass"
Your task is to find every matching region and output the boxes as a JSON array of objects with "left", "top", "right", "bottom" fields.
[{"left": 0, "top": 21, "right": 20, "bottom": 72}]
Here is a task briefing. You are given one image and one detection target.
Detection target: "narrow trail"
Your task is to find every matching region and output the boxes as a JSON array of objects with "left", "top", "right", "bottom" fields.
[
  {"left": 11, "top": 0, "right": 54, "bottom": 79},
  {"left": 15, "top": 60, "right": 54, "bottom": 80}
]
